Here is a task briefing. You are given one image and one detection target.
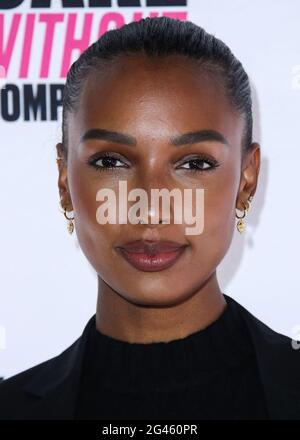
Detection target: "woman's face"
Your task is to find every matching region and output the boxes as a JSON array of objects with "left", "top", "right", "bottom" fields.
[{"left": 57, "top": 53, "right": 259, "bottom": 307}]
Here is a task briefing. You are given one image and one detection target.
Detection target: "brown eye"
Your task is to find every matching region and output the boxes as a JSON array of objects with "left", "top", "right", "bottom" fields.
[
  {"left": 87, "top": 152, "right": 129, "bottom": 171},
  {"left": 94, "top": 156, "right": 124, "bottom": 169},
  {"left": 180, "top": 159, "right": 212, "bottom": 170},
  {"left": 177, "top": 155, "right": 219, "bottom": 172}
]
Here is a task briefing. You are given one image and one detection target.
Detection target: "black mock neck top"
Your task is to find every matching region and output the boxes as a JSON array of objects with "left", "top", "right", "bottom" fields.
[{"left": 74, "top": 296, "right": 269, "bottom": 420}]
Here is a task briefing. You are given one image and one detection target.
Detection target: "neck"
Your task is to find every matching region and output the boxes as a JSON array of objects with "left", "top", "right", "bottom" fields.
[{"left": 95, "top": 271, "right": 227, "bottom": 344}]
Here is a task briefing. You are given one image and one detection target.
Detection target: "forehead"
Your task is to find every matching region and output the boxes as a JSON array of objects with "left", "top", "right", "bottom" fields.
[{"left": 68, "top": 54, "right": 244, "bottom": 149}]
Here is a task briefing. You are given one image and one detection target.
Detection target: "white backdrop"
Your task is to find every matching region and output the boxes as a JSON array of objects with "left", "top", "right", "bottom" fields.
[{"left": 1, "top": 0, "right": 300, "bottom": 380}]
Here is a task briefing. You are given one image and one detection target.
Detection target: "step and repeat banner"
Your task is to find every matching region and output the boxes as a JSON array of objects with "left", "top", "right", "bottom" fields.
[{"left": 1, "top": 0, "right": 300, "bottom": 379}]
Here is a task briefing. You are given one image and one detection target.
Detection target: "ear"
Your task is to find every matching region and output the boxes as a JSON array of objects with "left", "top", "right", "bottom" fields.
[
  {"left": 236, "top": 142, "right": 261, "bottom": 211},
  {"left": 56, "top": 142, "right": 73, "bottom": 211}
]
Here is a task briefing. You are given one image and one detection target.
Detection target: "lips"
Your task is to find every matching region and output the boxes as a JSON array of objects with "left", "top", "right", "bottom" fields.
[
  {"left": 118, "top": 240, "right": 186, "bottom": 254},
  {"left": 116, "top": 240, "right": 188, "bottom": 272}
]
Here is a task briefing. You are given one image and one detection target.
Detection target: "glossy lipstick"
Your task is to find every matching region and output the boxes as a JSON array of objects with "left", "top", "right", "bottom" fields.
[{"left": 116, "top": 240, "right": 188, "bottom": 272}]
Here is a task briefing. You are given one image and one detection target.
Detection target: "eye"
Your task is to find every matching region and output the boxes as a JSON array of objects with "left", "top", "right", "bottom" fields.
[
  {"left": 177, "top": 155, "right": 219, "bottom": 172},
  {"left": 87, "top": 152, "right": 129, "bottom": 171}
]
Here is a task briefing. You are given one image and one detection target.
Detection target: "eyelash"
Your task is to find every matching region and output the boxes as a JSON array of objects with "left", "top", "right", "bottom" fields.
[
  {"left": 87, "top": 152, "right": 219, "bottom": 173},
  {"left": 177, "top": 155, "right": 219, "bottom": 173},
  {"left": 87, "top": 152, "right": 129, "bottom": 172}
]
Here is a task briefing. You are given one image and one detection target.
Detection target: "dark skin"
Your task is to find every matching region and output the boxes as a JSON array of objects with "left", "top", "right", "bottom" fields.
[{"left": 56, "top": 53, "right": 260, "bottom": 344}]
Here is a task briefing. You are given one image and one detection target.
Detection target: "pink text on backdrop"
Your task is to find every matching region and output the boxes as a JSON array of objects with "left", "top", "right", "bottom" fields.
[{"left": 0, "top": 11, "right": 188, "bottom": 79}]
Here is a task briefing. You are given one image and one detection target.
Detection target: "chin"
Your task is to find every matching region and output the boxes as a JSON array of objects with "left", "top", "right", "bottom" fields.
[{"left": 119, "top": 284, "right": 194, "bottom": 308}]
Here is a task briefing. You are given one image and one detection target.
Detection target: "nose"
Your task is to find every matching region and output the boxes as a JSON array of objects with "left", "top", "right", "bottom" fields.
[
  {"left": 138, "top": 206, "right": 170, "bottom": 226},
  {"left": 133, "top": 166, "right": 176, "bottom": 227},
  {"left": 136, "top": 188, "right": 175, "bottom": 227}
]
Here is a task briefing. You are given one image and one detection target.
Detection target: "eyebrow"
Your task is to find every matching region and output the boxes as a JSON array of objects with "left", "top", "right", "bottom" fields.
[{"left": 79, "top": 128, "right": 230, "bottom": 147}]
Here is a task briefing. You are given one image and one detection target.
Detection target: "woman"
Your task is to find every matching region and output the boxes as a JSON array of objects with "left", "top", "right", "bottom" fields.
[{"left": 1, "top": 16, "right": 299, "bottom": 420}]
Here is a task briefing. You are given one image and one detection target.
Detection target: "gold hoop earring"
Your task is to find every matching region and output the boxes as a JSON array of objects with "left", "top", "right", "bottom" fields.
[
  {"left": 58, "top": 200, "right": 74, "bottom": 234},
  {"left": 235, "top": 197, "right": 252, "bottom": 233}
]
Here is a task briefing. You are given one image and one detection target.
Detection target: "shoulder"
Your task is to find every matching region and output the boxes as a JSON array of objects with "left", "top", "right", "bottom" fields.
[
  {"left": 225, "top": 294, "right": 300, "bottom": 418},
  {"left": 0, "top": 316, "right": 94, "bottom": 420},
  {"left": 226, "top": 293, "right": 299, "bottom": 357},
  {"left": 0, "top": 354, "right": 60, "bottom": 419}
]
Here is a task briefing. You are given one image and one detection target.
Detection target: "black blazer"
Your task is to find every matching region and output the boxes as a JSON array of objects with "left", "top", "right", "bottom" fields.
[{"left": 1, "top": 293, "right": 300, "bottom": 420}]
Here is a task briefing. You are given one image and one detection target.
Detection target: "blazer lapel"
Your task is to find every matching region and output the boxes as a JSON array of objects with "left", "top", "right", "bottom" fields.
[
  {"left": 224, "top": 294, "right": 300, "bottom": 420},
  {"left": 20, "top": 314, "right": 96, "bottom": 420}
]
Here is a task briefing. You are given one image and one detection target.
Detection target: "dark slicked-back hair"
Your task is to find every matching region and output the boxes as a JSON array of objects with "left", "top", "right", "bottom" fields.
[{"left": 61, "top": 16, "right": 253, "bottom": 156}]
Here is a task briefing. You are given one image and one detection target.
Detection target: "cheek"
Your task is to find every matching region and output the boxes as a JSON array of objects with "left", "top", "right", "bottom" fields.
[
  {"left": 190, "top": 164, "right": 240, "bottom": 262},
  {"left": 68, "top": 167, "right": 121, "bottom": 271},
  {"left": 205, "top": 182, "right": 237, "bottom": 235}
]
